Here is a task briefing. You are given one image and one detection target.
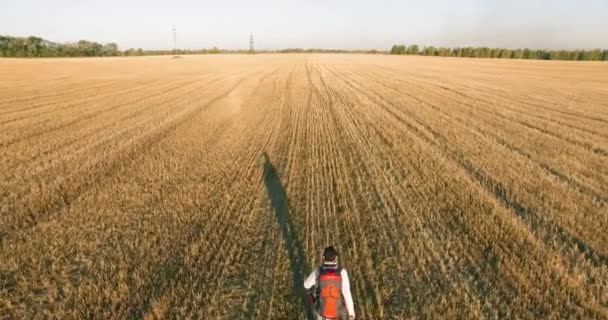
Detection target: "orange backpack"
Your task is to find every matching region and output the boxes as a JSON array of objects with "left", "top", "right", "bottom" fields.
[{"left": 317, "top": 266, "right": 342, "bottom": 319}]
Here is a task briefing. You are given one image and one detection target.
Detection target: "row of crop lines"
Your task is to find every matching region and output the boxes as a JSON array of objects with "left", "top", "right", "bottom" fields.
[
  {"left": 299, "top": 61, "right": 327, "bottom": 265},
  {"left": 288, "top": 62, "right": 332, "bottom": 276},
  {"left": 324, "top": 61, "right": 515, "bottom": 317},
  {"left": 0, "top": 70, "right": 206, "bottom": 122},
  {"left": 201, "top": 65, "right": 305, "bottom": 319},
  {"left": 4, "top": 63, "right": 270, "bottom": 318},
  {"left": 337, "top": 62, "right": 608, "bottom": 251},
  {"left": 113, "top": 78, "right": 272, "bottom": 318},
  {"left": 0, "top": 74, "right": 82, "bottom": 98},
  {"left": 392, "top": 75, "right": 608, "bottom": 202},
  {"left": 279, "top": 61, "right": 315, "bottom": 262},
  {"left": 0, "top": 57, "right": 216, "bottom": 103},
  {"left": 142, "top": 65, "right": 297, "bottom": 319},
  {"left": 398, "top": 56, "right": 608, "bottom": 114},
  {"left": 370, "top": 66, "right": 606, "bottom": 180},
  {"left": 0, "top": 64, "right": 278, "bottom": 318},
  {"left": 0, "top": 75, "right": 195, "bottom": 145},
  {"left": 364, "top": 63, "right": 608, "bottom": 152},
  {"left": 407, "top": 62, "right": 608, "bottom": 141},
  {"left": 132, "top": 62, "right": 286, "bottom": 315},
  {"left": 0, "top": 83, "right": 133, "bottom": 130},
  {"left": 0, "top": 57, "right": 259, "bottom": 127},
  {"left": 334, "top": 60, "right": 604, "bottom": 258},
  {"left": 0, "top": 75, "right": 132, "bottom": 111},
  {"left": 472, "top": 68, "right": 608, "bottom": 118},
  {"left": 361, "top": 66, "right": 608, "bottom": 204},
  {"left": 296, "top": 61, "right": 400, "bottom": 318},
  {"left": 258, "top": 60, "right": 360, "bottom": 319},
  {"left": 289, "top": 61, "right": 322, "bottom": 260},
  {"left": 316, "top": 59, "right": 604, "bottom": 318},
  {"left": 448, "top": 77, "right": 608, "bottom": 136},
  {"left": 0, "top": 72, "right": 163, "bottom": 113},
  {"left": 364, "top": 63, "right": 604, "bottom": 316},
  {"left": 320, "top": 59, "right": 512, "bottom": 317},
  {"left": 376, "top": 69, "right": 608, "bottom": 265},
  {"left": 301, "top": 60, "right": 478, "bottom": 317},
  {"left": 310, "top": 61, "right": 497, "bottom": 317},
  {"left": 268, "top": 60, "right": 384, "bottom": 319},
  {"left": 330, "top": 61, "right": 604, "bottom": 316},
  {"left": 0, "top": 72, "right": 222, "bottom": 181},
  {"left": 270, "top": 61, "right": 328, "bottom": 319},
  {"left": 0, "top": 86, "right": 230, "bottom": 316},
  {"left": 0, "top": 69, "right": 258, "bottom": 243},
  {"left": 267, "top": 61, "right": 319, "bottom": 320},
  {"left": 0, "top": 64, "right": 236, "bottom": 150},
  {"left": 0, "top": 71, "right": 217, "bottom": 179},
  {"left": 361, "top": 56, "right": 608, "bottom": 135}
]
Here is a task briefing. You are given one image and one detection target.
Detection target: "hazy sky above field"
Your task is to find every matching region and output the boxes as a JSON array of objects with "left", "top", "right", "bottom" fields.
[{"left": 2, "top": 0, "right": 607, "bottom": 50}]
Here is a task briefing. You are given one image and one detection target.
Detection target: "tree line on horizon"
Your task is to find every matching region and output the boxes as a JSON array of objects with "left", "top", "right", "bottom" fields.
[
  {"left": 390, "top": 44, "right": 608, "bottom": 61},
  {"left": 0, "top": 35, "right": 232, "bottom": 58},
  {"left": 3, "top": 35, "right": 606, "bottom": 60},
  {"left": 0, "top": 35, "right": 387, "bottom": 58},
  {"left": 0, "top": 36, "right": 122, "bottom": 57}
]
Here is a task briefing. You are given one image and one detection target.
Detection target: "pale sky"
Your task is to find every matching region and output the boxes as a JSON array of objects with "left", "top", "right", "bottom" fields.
[{"left": 2, "top": 0, "right": 607, "bottom": 50}]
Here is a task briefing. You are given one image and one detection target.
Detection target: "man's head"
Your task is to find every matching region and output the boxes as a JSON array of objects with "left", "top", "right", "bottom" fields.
[{"left": 323, "top": 246, "right": 338, "bottom": 263}]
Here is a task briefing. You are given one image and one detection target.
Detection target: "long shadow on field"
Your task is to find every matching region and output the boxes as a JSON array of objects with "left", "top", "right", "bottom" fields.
[{"left": 262, "top": 152, "right": 314, "bottom": 320}]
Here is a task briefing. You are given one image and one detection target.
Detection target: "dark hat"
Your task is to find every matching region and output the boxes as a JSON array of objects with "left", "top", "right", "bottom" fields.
[{"left": 323, "top": 246, "right": 338, "bottom": 262}]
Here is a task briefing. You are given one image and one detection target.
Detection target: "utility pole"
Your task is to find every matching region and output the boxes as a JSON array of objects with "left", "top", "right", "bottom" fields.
[
  {"left": 172, "top": 27, "right": 177, "bottom": 56},
  {"left": 249, "top": 33, "right": 255, "bottom": 54}
]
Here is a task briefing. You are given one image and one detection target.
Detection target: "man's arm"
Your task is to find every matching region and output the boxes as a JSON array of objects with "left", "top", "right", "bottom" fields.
[
  {"left": 341, "top": 269, "right": 355, "bottom": 318},
  {"left": 304, "top": 268, "right": 318, "bottom": 290}
]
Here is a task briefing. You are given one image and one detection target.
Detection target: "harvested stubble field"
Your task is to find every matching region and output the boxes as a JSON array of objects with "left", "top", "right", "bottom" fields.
[{"left": 0, "top": 54, "right": 607, "bottom": 319}]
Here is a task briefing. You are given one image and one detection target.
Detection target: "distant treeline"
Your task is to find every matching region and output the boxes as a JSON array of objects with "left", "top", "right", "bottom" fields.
[
  {"left": 0, "top": 35, "right": 121, "bottom": 57},
  {"left": 390, "top": 44, "right": 608, "bottom": 61},
  {"left": 0, "top": 35, "right": 231, "bottom": 57},
  {"left": 5, "top": 35, "right": 605, "bottom": 60},
  {"left": 0, "top": 35, "right": 387, "bottom": 57}
]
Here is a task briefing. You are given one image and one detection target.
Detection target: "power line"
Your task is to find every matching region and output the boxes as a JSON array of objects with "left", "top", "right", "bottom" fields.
[
  {"left": 172, "top": 27, "right": 177, "bottom": 56},
  {"left": 249, "top": 33, "right": 255, "bottom": 54}
]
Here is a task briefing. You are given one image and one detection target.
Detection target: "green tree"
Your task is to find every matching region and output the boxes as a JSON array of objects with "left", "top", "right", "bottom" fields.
[
  {"left": 422, "top": 46, "right": 436, "bottom": 56},
  {"left": 478, "top": 47, "right": 490, "bottom": 58},
  {"left": 391, "top": 45, "right": 406, "bottom": 55},
  {"left": 511, "top": 49, "right": 522, "bottom": 59},
  {"left": 575, "top": 50, "right": 586, "bottom": 61},
  {"left": 10, "top": 37, "right": 27, "bottom": 57},
  {"left": 25, "top": 36, "right": 44, "bottom": 57},
  {"left": 499, "top": 49, "right": 512, "bottom": 59},
  {"left": 102, "top": 43, "right": 119, "bottom": 56},
  {"left": 407, "top": 44, "right": 419, "bottom": 55},
  {"left": 589, "top": 49, "right": 602, "bottom": 61},
  {"left": 0, "top": 35, "right": 9, "bottom": 56},
  {"left": 437, "top": 47, "right": 450, "bottom": 56},
  {"left": 390, "top": 44, "right": 402, "bottom": 55},
  {"left": 470, "top": 48, "right": 480, "bottom": 57}
]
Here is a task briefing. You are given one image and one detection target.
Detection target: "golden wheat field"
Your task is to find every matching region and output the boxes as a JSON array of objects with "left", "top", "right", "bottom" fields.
[{"left": 1, "top": 54, "right": 607, "bottom": 319}]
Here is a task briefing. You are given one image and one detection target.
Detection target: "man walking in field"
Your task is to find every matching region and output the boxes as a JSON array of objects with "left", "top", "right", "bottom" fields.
[{"left": 304, "top": 246, "right": 356, "bottom": 320}]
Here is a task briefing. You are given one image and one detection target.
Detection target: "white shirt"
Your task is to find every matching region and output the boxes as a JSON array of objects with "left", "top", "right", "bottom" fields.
[{"left": 304, "top": 264, "right": 355, "bottom": 317}]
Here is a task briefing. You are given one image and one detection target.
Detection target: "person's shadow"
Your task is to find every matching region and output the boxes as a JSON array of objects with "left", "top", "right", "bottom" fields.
[{"left": 261, "top": 152, "right": 314, "bottom": 320}]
